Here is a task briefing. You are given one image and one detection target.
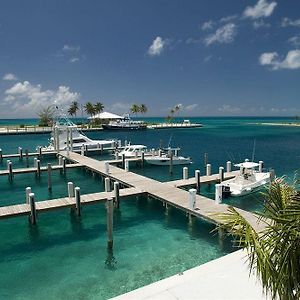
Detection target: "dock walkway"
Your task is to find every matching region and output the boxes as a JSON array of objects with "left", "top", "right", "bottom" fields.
[{"left": 62, "top": 152, "right": 265, "bottom": 231}]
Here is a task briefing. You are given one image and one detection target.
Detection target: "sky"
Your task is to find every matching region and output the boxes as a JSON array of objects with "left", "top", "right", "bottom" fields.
[{"left": 0, "top": 0, "right": 300, "bottom": 118}]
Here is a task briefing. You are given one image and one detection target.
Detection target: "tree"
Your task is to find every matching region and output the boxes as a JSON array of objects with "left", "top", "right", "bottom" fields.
[
  {"left": 130, "top": 104, "right": 140, "bottom": 117},
  {"left": 139, "top": 104, "right": 148, "bottom": 115},
  {"left": 218, "top": 178, "right": 300, "bottom": 300},
  {"left": 68, "top": 101, "right": 79, "bottom": 117},
  {"left": 37, "top": 106, "right": 55, "bottom": 126},
  {"left": 84, "top": 102, "right": 95, "bottom": 117},
  {"left": 94, "top": 102, "right": 104, "bottom": 114}
]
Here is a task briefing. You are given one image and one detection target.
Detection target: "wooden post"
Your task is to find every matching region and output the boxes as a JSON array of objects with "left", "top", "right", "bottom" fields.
[
  {"left": 75, "top": 187, "right": 81, "bottom": 216},
  {"left": 63, "top": 157, "right": 66, "bottom": 174},
  {"left": 124, "top": 160, "right": 129, "bottom": 172},
  {"left": 25, "top": 149, "right": 29, "bottom": 167},
  {"left": 8, "top": 161, "right": 13, "bottom": 182},
  {"left": 0, "top": 148, "right": 2, "bottom": 162},
  {"left": 141, "top": 151, "right": 145, "bottom": 167},
  {"left": 33, "top": 157, "right": 38, "bottom": 168},
  {"left": 100, "top": 144, "right": 104, "bottom": 155},
  {"left": 189, "top": 188, "right": 197, "bottom": 209},
  {"left": 114, "top": 181, "right": 120, "bottom": 209},
  {"left": 206, "top": 163, "right": 211, "bottom": 176},
  {"left": 107, "top": 197, "right": 114, "bottom": 249},
  {"left": 122, "top": 153, "right": 125, "bottom": 168},
  {"left": 25, "top": 187, "right": 31, "bottom": 204},
  {"left": 47, "top": 163, "right": 52, "bottom": 190},
  {"left": 226, "top": 161, "right": 232, "bottom": 173},
  {"left": 105, "top": 177, "right": 111, "bottom": 192},
  {"left": 36, "top": 159, "right": 41, "bottom": 178},
  {"left": 29, "top": 192, "right": 37, "bottom": 224},
  {"left": 68, "top": 182, "right": 74, "bottom": 198},
  {"left": 195, "top": 170, "right": 201, "bottom": 193},
  {"left": 219, "top": 166, "right": 224, "bottom": 182},
  {"left": 18, "top": 147, "right": 23, "bottom": 160},
  {"left": 38, "top": 146, "right": 42, "bottom": 159},
  {"left": 183, "top": 167, "right": 188, "bottom": 180},
  {"left": 105, "top": 162, "right": 110, "bottom": 174},
  {"left": 84, "top": 144, "right": 88, "bottom": 155},
  {"left": 169, "top": 151, "right": 173, "bottom": 175},
  {"left": 215, "top": 184, "right": 222, "bottom": 204}
]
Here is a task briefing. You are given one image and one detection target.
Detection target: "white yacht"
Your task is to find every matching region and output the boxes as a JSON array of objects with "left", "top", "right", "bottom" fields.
[
  {"left": 118, "top": 145, "right": 147, "bottom": 158},
  {"left": 102, "top": 115, "right": 147, "bottom": 130},
  {"left": 145, "top": 147, "right": 191, "bottom": 166},
  {"left": 41, "top": 116, "right": 116, "bottom": 151},
  {"left": 222, "top": 160, "right": 270, "bottom": 197}
]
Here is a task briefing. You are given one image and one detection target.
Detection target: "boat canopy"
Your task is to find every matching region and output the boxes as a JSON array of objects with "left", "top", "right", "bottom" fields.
[{"left": 234, "top": 162, "right": 260, "bottom": 169}]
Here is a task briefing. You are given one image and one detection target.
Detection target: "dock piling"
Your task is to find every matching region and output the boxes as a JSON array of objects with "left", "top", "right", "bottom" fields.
[
  {"left": 141, "top": 151, "right": 145, "bottom": 167},
  {"left": 125, "top": 160, "right": 129, "bottom": 172},
  {"left": 29, "top": 193, "right": 37, "bottom": 224},
  {"left": 80, "top": 145, "right": 84, "bottom": 156},
  {"left": 219, "top": 167, "right": 224, "bottom": 182},
  {"left": 100, "top": 144, "right": 103, "bottom": 155},
  {"left": 122, "top": 154, "right": 125, "bottom": 168},
  {"left": 189, "top": 189, "right": 197, "bottom": 209},
  {"left": 114, "top": 182, "right": 120, "bottom": 208},
  {"left": 18, "top": 147, "right": 23, "bottom": 160},
  {"left": 62, "top": 158, "right": 66, "bottom": 174},
  {"left": 270, "top": 168, "right": 275, "bottom": 181},
  {"left": 38, "top": 146, "right": 42, "bottom": 159},
  {"left": 206, "top": 163, "right": 211, "bottom": 176},
  {"left": 105, "top": 177, "right": 111, "bottom": 192},
  {"left": 215, "top": 184, "right": 223, "bottom": 204},
  {"left": 25, "top": 187, "right": 32, "bottom": 204},
  {"left": 36, "top": 160, "right": 41, "bottom": 178},
  {"left": 183, "top": 167, "right": 188, "bottom": 180},
  {"left": 75, "top": 187, "right": 81, "bottom": 216},
  {"left": 107, "top": 197, "right": 114, "bottom": 249},
  {"left": 47, "top": 163, "right": 52, "bottom": 190},
  {"left": 195, "top": 170, "right": 201, "bottom": 193},
  {"left": 34, "top": 157, "right": 38, "bottom": 168},
  {"left": 169, "top": 151, "right": 173, "bottom": 174},
  {"left": 105, "top": 162, "right": 110, "bottom": 174},
  {"left": 118, "top": 140, "right": 122, "bottom": 148},
  {"left": 25, "top": 149, "right": 29, "bottom": 167},
  {"left": 0, "top": 148, "right": 2, "bottom": 162},
  {"left": 8, "top": 161, "right": 13, "bottom": 182},
  {"left": 68, "top": 182, "right": 74, "bottom": 198},
  {"left": 226, "top": 161, "right": 232, "bottom": 173}
]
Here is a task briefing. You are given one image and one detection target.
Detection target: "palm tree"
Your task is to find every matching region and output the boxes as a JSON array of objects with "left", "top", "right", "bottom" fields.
[
  {"left": 218, "top": 178, "right": 300, "bottom": 300},
  {"left": 68, "top": 101, "right": 79, "bottom": 117},
  {"left": 139, "top": 104, "right": 148, "bottom": 115},
  {"left": 84, "top": 102, "right": 95, "bottom": 117},
  {"left": 94, "top": 102, "right": 104, "bottom": 115},
  {"left": 37, "top": 106, "right": 55, "bottom": 126},
  {"left": 130, "top": 104, "right": 140, "bottom": 117}
]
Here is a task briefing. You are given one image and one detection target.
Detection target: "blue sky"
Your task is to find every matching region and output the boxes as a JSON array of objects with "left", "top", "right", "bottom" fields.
[{"left": 0, "top": 0, "right": 300, "bottom": 118}]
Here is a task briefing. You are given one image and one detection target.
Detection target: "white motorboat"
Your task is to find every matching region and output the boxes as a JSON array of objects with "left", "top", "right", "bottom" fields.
[
  {"left": 145, "top": 147, "right": 191, "bottom": 166},
  {"left": 41, "top": 116, "right": 116, "bottom": 151},
  {"left": 102, "top": 115, "right": 147, "bottom": 130},
  {"left": 118, "top": 145, "right": 147, "bottom": 158},
  {"left": 222, "top": 160, "right": 270, "bottom": 197}
]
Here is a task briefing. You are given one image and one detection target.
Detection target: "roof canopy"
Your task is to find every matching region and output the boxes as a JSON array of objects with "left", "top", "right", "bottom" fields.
[
  {"left": 88, "top": 111, "right": 124, "bottom": 120},
  {"left": 234, "top": 162, "right": 259, "bottom": 169}
]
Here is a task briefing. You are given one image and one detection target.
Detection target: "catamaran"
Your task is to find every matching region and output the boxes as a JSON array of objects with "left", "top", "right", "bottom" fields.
[
  {"left": 41, "top": 116, "right": 116, "bottom": 151},
  {"left": 222, "top": 160, "right": 271, "bottom": 197}
]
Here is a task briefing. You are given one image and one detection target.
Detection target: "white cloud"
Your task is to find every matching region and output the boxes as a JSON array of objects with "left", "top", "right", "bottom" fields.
[
  {"left": 204, "top": 23, "right": 237, "bottom": 46},
  {"left": 3, "top": 81, "right": 80, "bottom": 116},
  {"left": 148, "top": 37, "right": 166, "bottom": 56},
  {"left": 259, "top": 50, "right": 300, "bottom": 70},
  {"left": 243, "top": 0, "right": 277, "bottom": 19},
  {"left": 184, "top": 104, "right": 199, "bottom": 111},
  {"left": 252, "top": 19, "right": 271, "bottom": 29},
  {"left": 3, "top": 73, "right": 18, "bottom": 81},
  {"left": 281, "top": 17, "right": 300, "bottom": 28},
  {"left": 220, "top": 15, "right": 238, "bottom": 23},
  {"left": 70, "top": 57, "right": 79, "bottom": 63},
  {"left": 288, "top": 35, "right": 300, "bottom": 47},
  {"left": 218, "top": 104, "right": 241, "bottom": 113},
  {"left": 62, "top": 44, "right": 80, "bottom": 53},
  {"left": 203, "top": 55, "right": 213, "bottom": 63},
  {"left": 201, "top": 20, "right": 214, "bottom": 31}
]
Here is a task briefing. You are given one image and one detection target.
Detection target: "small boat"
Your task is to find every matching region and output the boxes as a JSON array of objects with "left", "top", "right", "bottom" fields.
[
  {"left": 145, "top": 147, "right": 191, "bottom": 166},
  {"left": 222, "top": 160, "right": 270, "bottom": 197},
  {"left": 118, "top": 145, "right": 147, "bottom": 158},
  {"left": 41, "top": 116, "right": 116, "bottom": 151},
  {"left": 102, "top": 115, "right": 147, "bottom": 130}
]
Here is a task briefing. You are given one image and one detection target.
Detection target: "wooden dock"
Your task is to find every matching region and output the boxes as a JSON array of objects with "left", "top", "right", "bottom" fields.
[{"left": 0, "top": 187, "right": 143, "bottom": 219}]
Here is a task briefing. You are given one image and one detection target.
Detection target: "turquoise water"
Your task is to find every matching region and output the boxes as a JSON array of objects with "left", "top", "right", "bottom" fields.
[{"left": 0, "top": 117, "right": 300, "bottom": 299}]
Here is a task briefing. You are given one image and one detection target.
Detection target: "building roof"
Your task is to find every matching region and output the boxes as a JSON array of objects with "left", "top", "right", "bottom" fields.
[{"left": 88, "top": 111, "right": 124, "bottom": 120}]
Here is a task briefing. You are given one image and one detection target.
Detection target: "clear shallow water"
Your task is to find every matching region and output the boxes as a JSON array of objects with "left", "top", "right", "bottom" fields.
[{"left": 0, "top": 117, "right": 300, "bottom": 299}]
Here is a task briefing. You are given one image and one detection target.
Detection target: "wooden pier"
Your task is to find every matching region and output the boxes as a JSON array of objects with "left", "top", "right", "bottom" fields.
[{"left": 0, "top": 150, "right": 266, "bottom": 232}]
